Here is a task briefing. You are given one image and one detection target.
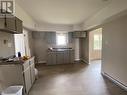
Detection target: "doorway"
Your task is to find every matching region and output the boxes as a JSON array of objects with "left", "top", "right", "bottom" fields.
[{"left": 89, "top": 28, "right": 102, "bottom": 63}]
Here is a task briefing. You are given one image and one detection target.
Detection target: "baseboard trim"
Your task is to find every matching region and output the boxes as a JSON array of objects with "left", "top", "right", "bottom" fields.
[
  {"left": 102, "top": 72, "right": 127, "bottom": 91},
  {"left": 37, "top": 61, "right": 47, "bottom": 64}
]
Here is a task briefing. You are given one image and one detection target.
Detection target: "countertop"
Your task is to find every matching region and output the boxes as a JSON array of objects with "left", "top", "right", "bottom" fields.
[
  {"left": 0, "top": 60, "right": 24, "bottom": 65},
  {"left": 48, "top": 48, "right": 74, "bottom": 52},
  {"left": 0, "top": 57, "right": 34, "bottom": 65}
]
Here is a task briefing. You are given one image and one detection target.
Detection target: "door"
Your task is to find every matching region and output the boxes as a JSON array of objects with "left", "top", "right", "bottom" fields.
[
  {"left": 64, "top": 51, "right": 70, "bottom": 64},
  {"left": 30, "top": 58, "right": 35, "bottom": 84},
  {"left": 56, "top": 52, "right": 64, "bottom": 64},
  {"left": 70, "top": 50, "right": 74, "bottom": 63},
  {"left": 23, "top": 62, "right": 31, "bottom": 93}
]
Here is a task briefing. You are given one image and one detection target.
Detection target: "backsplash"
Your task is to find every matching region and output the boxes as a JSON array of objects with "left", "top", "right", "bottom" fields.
[{"left": 0, "top": 31, "right": 15, "bottom": 58}]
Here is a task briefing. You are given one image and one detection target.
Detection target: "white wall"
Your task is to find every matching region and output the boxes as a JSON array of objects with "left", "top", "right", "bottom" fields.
[
  {"left": 83, "top": 0, "right": 127, "bottom": 30},
  {"left": 0, "top": 31, "right": 15, "bottom": 58},
  {"left": 15, "top": 2, "right": 36, "bottom": 30},
  {"left": 102, "top": 14, "right": 127, "bottom": 87}
]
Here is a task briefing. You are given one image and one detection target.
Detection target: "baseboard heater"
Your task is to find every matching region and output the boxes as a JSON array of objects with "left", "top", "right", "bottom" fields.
[{"left": 102, "top": 72, "right": 127, "bottom": 91}]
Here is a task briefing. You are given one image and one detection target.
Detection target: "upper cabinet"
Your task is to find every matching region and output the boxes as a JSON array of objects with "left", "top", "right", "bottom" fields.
[
  {"left": 15, "top": 17, "right": 23, "bottom": 33},
  {"left": 0, "top": 16, "right": 23, "bottom": 34},
  {"left": 73, "top": 31, "right": 86, "bottom": 38}
]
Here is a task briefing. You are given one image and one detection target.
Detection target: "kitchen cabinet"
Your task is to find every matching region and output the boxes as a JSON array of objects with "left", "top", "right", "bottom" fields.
[
  {"left": 70, "top": 50, "right": 75, "bottom": 63},
  {"left": 15, "top": 17, "right": 23, "bottom": 33},
  {"left": 6, "top": 17, "right": 16, "bottom": 31},
  {"left": 0, "top": 16, "right": 23, "bottom": 34},
  {"left": 68, "top": 32, "right": 73, "bottom": 43},
  {"left": 64, "top": 50, "right": 70, "bottom": 64},
  {"left": 0, "top": 57, "right": 35, "bottom": 95},
  {"left": 0, "top": 18, "right": 5, "bottom": 29},
  {"left": 47, "top": 52, "right": 57, "bottom": 65},
  {"left": 47, "top": 50, "right": 74, "bottom": 65},
  {"left": 73, "top": 31, "right": 86, "bottom": 38},
  {"left": 29, "top": 57, "right": 35, "bottom": 85},
  {"left": 56, "top": 52, "right": 64, "bottom": 64},
  {"left": 23, "top": 61, "right": 31, "bottom": 93},
  {"left": 23, "top": 57, "right": 35, "bottom": 94},
  {"left": 46, "top": 32, "right": 56, "bottom": 44}
]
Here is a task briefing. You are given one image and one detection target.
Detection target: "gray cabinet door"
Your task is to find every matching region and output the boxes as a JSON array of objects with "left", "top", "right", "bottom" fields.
[
  {"left": 73, "top": 31, "right": 86, "bottom": 38},
  {"left": 15, "top": 17, "right": 23, "bottom": 33},
  {"left": 81, "top": 32, "right": 86, "bottom": 37},
  {"left": 46, "top": 32, "right": 56, "bottom": 44},
  {"left": 0, "top": 18, "right": 5, "bottom": 29},
  {"left": 70, "top": 50, "right": 74, "bottom": 63},
  {"left": 64, "top": 51, "right": 70, "bottom": 64},
  {"left": 68, "top": 32, "right": 73, "bottom": 43},
  {"left": 0, "top": 17, "right": 22, "bottom": 33},
  {"left": 23, "top": 62, "right": 32, "bottom": 94},
  {"left": 29, "top": 57, "right": 35, "bottom": 84},
  {"left": 6, "top": 17, "right": 16, "bottom": 31},
  {"left": 47, "top": 52, "right": 52, "bottom": 65},
  {"left": 30, "top": 63, "right": 35, "bottom": 84},
  {"left": 56, "top": 52, "right": 64, "bottom": 64},
  {"left": 47, "top": 52, "right": 57, "bottom": 65}
]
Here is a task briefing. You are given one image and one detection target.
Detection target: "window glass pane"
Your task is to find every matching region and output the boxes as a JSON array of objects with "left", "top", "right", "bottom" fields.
[
  {"left": 94, "top": 34, "right": 102, "bottom": 50},
  {"left": 56, "top": 33, "right": 67, "bottom": 46}
]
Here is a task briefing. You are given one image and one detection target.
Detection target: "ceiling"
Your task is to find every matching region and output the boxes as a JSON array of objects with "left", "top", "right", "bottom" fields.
[{"left": 16, "top": 0, "right": 111, "bottom": 25}]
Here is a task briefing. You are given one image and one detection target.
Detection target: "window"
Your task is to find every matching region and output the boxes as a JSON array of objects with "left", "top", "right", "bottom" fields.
[
  {"left": 94, "top": 34, "right": 102, "bottom": 50},
  {"left": 14, "top": 34, "right": 25, "bottom": 57},
  {"left": 56, "top": 33, "right": 68, "bottom": 46}
]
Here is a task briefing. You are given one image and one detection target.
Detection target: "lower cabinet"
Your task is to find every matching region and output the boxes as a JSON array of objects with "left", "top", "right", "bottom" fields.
[
  {"left": 70, "top": 51, "right": 75, "bottom": 63},
  {"left": 0, "top": 57, "right": 35, "bottom": 95},
  {"left": 24, "top": 64, "right": 31, "bottom": 93},
  {"left": 47, "top": 52, "right": 56, "bottom": 65},
  {"left": 64, "top": 51, "right": 70, "bottom": 64},
  {"left": 30, "top": 58, "right": 35, "bottom": 85},
  {"left": 23, "top": 57, "right": 35, "bottom": 94},
  {"left": 56, "top": 52, "right": 64, "bottom": 64},
  {"left": 47, "top": 50, "right": 74, "bottom": 65}
]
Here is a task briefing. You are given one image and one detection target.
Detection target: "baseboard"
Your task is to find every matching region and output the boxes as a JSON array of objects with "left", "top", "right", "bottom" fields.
[
  {"left": 102, "top": 72, "right": 127, "bottom": 91},
  {"left": 37, "top": 61, "right": 47, "bottom": 64}
]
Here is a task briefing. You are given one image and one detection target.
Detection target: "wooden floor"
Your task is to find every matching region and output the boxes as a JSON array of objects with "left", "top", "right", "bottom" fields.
[{"left": 29, "top": 60, "right": 127, "bottom": 95}]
